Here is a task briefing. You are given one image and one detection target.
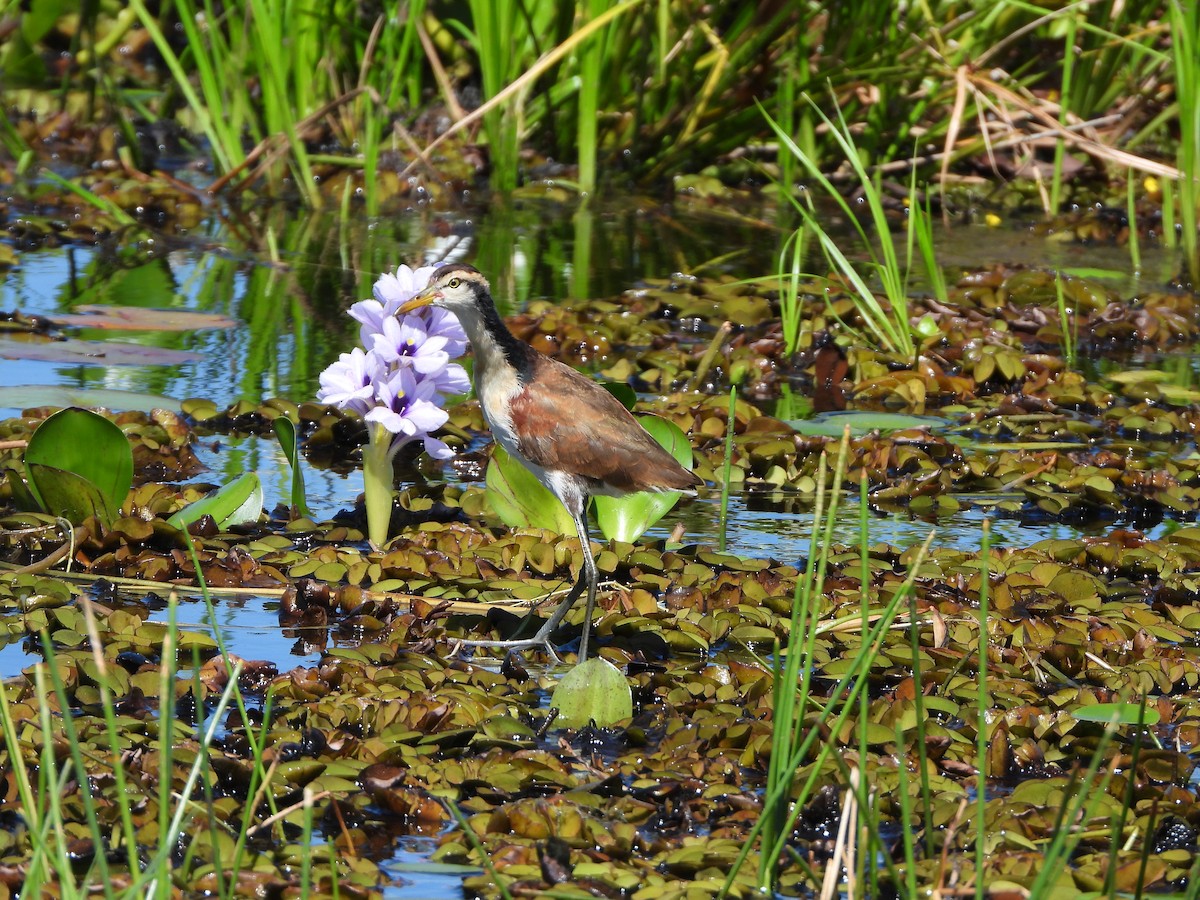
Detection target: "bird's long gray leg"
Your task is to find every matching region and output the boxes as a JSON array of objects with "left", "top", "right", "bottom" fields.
[
  {"left": 530, "top": 557, "right": 588, "bottom": 637},
  {"left": 571, "top": 509, "right": 599, "bottom": 662},
  {"left": 454, "top": 501, "right": 597, "bottom": 661}
]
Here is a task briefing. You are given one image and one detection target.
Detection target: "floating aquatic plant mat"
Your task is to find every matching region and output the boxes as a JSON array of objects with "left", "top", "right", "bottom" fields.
[
  {"left": 4, "top": 259, "right": 1200, "bottom": 894},
  {"left": 3, "top": 390, "right": 1200, "bottom": 896}
]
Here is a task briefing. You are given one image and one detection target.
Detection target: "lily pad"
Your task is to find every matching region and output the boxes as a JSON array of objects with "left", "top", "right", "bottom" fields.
[{"left": 550, "top": 657, "right": 633, "bottom": 729}]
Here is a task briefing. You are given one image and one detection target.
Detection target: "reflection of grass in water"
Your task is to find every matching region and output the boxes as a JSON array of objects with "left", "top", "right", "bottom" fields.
[{"left": 9, "top": 199, "right": 789, "bottom": 410}]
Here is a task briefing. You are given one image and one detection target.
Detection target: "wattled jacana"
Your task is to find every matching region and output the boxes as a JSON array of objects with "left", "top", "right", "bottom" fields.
[{"left": 400, "top": 264, "right": 702, "bottom": 661}]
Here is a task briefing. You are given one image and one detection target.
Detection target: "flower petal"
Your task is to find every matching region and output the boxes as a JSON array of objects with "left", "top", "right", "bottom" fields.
[
  {"left": 421, "top": 436, "right": 454, "bottom": 459},
  {"left": 322, "top": 262, "right": 470, "bottom": 462}
]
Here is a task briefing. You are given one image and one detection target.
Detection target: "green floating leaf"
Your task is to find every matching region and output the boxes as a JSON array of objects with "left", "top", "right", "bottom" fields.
[
  {"left": 485, "top": 446, "right": 577, "bottom": 534},
  {"left": 4, "top": 462, "right": 40, "bottom": 511},
  {"left": 0, "top": 385, "right": 181, "bottom": 412},
  {"left": 1105, "top": 369, "right": 1176, "bottom": 385},
  {"left": 272, "top": 417, "right": 311, "bottom": 518},
  {"left": 168, "top": 473, "right": 263, "bottom": 531},
  {"left": 593, "top": 415, "right": 692, "bottom": 543},
  {"left": 601, "top": 381, "right": 637, "bottom": 410},
  {"left": 27, "top": 464, "right": 118, "bottom": 526},
  {"left": 25, "top": 407, "right": 133, "bottom": 527},
  {"left": 1056, "top": 265, "right": 1127, "bottom": 281},
  {"left": 550, "top": 657, "right": 633, "bottom": 729},
  {"left": 386, "top": 862, "right": 483, "bottom": 876},
  {"left": 1072, "top": 703, "right": 1160, "bottom": 725},
  {"left": 914, "top": 314, "right": 940, "bottom": 338},
  {"left": 788, "top": 410, "right": 949, "bottom": 438}
]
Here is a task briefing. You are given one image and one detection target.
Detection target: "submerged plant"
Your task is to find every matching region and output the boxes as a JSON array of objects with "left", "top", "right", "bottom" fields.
[{"left": 318, "top": 265, "right": 469, "bottom": 546}]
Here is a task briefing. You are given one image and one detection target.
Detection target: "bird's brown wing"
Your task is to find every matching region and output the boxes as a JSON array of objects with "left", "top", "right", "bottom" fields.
[{"left": 509, "top": 355, "right": 700, "bottom": 494}]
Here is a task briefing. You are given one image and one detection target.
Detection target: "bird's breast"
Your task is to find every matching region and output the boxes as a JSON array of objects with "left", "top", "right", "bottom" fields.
[{"left": 476, "top": 354, "right": 526, "bottom": 461}]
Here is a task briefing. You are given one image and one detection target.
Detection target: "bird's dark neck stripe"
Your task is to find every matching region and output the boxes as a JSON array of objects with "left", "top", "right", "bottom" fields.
[{"left": 473, "top": 282, "right": 536, "bottom": 381}]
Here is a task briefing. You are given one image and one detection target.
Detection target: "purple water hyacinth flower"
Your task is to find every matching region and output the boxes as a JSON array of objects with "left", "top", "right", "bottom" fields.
[
  {"left": 423, "top": 306, "right": 469, "bottom": 358},
  {"left": 364, "top": 367, "right": 454, "bottom": 460},
  {"left": 367, "top": 316, "right": 472, "bottom": 397},
  {"left": 320, "top": 263, "right": 469, "bottom": 545},
  {"left": 429, "top": 360, "right": 471, "bottom": 397},
  {"left": 370, "top": 315, "right": 451, "bottom": 375},
  {"left": 349, "top": 263, "right": 445, "bottom": 347},
  {"left": 316, "top": 347, "right": 381, "bottom": 416},
  {"left": 319, "top": 263, "right": 469, "bottom": 460}
]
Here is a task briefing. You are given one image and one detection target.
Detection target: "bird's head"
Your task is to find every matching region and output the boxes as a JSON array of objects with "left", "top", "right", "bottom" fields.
[{"left": 400, "top": 264, "right": 490, "bottom": 317}]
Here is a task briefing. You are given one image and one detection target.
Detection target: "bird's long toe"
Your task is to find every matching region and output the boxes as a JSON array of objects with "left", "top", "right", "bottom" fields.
[{"left": 453, "top": 631, "right": 564, "bottom": 665}]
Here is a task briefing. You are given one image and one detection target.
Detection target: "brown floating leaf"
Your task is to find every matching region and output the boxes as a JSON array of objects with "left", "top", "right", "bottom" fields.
[
  {"left": 0, "top": 337, "right": 202, "bottom": 365},
  {"left": 52, "top": 306, "right": 238, "bottom": 331}
]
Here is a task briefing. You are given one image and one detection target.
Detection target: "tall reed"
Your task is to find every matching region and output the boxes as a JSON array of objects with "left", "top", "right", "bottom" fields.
[
  {"left": 974, "top": 520, "right": 990, "bottom": 898},
  {"left": 1168, "top": 0, "right": 1199, "bottom": 285},
  {"left": 764, "top": 97, "right": 934, "bottom": 362},
  {"left": 1049, "top": 7, "right": 1080, "bottom": 215},
  {"left": 720, "top": 427, "right": 939, "bottom": 896},
  {"left": 9, "top": 0, "right": 1183, "bottom": 208},
  {"left": 461, "top": 1, "right": 526, "bottom": 193}
]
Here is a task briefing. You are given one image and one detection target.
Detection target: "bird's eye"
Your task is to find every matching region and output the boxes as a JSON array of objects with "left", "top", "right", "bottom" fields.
[{"left": 447, "top": 277, "right": 461, "bottom": 289}]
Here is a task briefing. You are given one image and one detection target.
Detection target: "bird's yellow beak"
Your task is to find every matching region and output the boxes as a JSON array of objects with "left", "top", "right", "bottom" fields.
[{"left": 398, "top": 284, "right": 439, "bottom": 314}]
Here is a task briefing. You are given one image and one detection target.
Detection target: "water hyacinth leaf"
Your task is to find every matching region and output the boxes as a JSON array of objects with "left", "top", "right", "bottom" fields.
[
  {"left": 1072, "top": 703, "right": 1160, "bottom": 725},
  {"left": 593, "top": 416, "right": 692, "bottom": 543},
  {"left": 788, "top": 410, "right": 949, "bottom": 438},
  {"left": 4, "top": 462, "right": 40, "bottom": 512},
  {"left": 550, "top": 657, "right": 633, "bottom": 729},
  {"left": 167, "top": 473, "right": 263, "bottom": 531},
  {"left": 27, "top": 464, "right": 119, "bottom": 526},
  {"left": 271, "top": 416, "right": 311, "bottom": 518},
  {"left": 601, "top": 382, "right": 637, "bottom": 410},
  {"left": 486, "top": 446, "right": 577, "bottom": 534},
  {"left": 387, "top": 862, "right": 483, "bottom": 876},
  {"left": 25, "top": 407, "right": 133, "bottom": 526},
  {"left": 0, "top": 385, "right": 182, "bottom": 412}
]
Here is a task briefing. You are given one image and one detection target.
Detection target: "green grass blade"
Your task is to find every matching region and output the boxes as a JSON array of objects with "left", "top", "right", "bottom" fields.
[{"left": 975, "top": 519, "right": 990, "bottom": 899}]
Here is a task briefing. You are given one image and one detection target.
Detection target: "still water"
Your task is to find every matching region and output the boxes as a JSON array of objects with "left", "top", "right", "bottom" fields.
[{"left": 0, "top": 195, "right": 1184, "bottom": 677}]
